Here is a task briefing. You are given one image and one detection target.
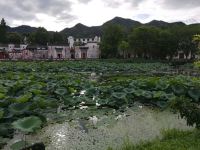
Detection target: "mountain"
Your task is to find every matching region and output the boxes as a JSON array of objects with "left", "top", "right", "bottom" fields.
[
  {"left": 103, "top": 17, "right": 141, "bottom": 28},
  {"left": 6, "top": 17, "right": 199, "bottom": 37},
  {"left": 145, "top": 20, "right": 186, "bottom": 28},
  {"left": 145, "top": 20, "right": 170, "bottom": 27},
  {"left": 61, "top": 17, "right": 142, "bottom": 37},
  {"left": 61, "top": 23, "right": 102, "bottom": 38},
  {"left": 7, "top": 25, "right": 38, "bottom": 34}
]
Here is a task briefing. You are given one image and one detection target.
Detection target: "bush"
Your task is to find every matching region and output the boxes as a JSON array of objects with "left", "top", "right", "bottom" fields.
[{"left": 170, "top": 97, "right": 200, "bottom": 129}]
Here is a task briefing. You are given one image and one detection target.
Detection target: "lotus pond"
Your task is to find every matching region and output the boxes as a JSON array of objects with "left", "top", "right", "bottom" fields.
[{"left": 0, "top": 61, "right": 199, "bottom": 150}]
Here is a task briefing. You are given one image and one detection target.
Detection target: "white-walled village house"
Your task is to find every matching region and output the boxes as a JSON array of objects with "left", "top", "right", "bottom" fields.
[
  {"left": 0, "top": 36, "right": 101, "bottom": 60},
  {"left": 8, "top": 44, "right": 28, "bottom": 60},
  {"left": 48, "top": 36, "right": 101, "bottom": 59}
]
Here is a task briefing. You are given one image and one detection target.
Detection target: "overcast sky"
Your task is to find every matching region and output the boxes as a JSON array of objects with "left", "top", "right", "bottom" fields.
[{"left": 0, "top": 0, "right": 200, "bottom": 31}]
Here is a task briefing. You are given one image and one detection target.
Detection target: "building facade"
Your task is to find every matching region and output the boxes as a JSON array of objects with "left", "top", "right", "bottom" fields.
[
  {"left": 0, "top": 36, "right": 101, "bottom": 60},
  {"left": 0, "top": 44, "right": 9, "bottom": 59},
  {"left": 48, "top": 36, "right": 101, "bottom": 59}
]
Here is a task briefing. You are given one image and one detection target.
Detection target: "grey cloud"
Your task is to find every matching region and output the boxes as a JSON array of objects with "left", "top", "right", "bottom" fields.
[
  {"left": 136, "top": 14, "right": 150, "bottom": 20},
  {"left": 0, "top": 0, "right": 76, "bottom": 25},
  {"left": 102, "top": 0, "right": 146, "bottom": 8},
  {"left": 78, "top": 0, "right": 92, "bottom": 3},
  {"left": 103, "top": 0, "right": 121, "bottom": 8},
  {"left": 126, "top": 0, "right": 146, "bottom": 7},
  {"left": 162, "top": 0, "right": 200, "bottom": 9}
]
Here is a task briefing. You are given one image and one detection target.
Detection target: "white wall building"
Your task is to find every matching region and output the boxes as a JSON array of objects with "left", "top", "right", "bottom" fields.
[
  {"left": 48, "top": 45, "right": 70, "bottom": 59},
  {"left": 0, "top": 44, "right": 8, "bottom": 51},
  {"left": 69, "top": 36, "right": 100, "bottom": 59},
  {"left": 8, "top": 44, "right": 27, "bottom": 52},
  {"left": 0, "top": 35, "right": 101, "bottom": 60},
  {"left": 48, "top": 36, "right": 101, "bottom": 59}
]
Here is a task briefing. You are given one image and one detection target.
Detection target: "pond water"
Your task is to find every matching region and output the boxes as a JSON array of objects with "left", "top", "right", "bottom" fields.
[{"left": 4, "top": 106, "right": 192, "bottom": 150}]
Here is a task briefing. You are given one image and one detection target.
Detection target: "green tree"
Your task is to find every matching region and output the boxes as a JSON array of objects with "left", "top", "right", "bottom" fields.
[
  {"left": 193, "top": 34, "right": 200, "bottom": 55},
  {"left": 101, "top": 24, "right": 124, "bottom": 58},
  {"left": 49, "top": 32, "right": 65, "bottom": 44},
  {"left": 193, "top": 34, "right": 200, "bottom": 42},
  {"left": 128, "top": 26, "right": 159, "bottom": 59},
  {"left": 118, "top": 41, "right": 130, "bottom": 58},
  {"left": 7, "top": 32, "right": 22, "bottom": 44},
  {"left": 157, "top": 30, "right": 178, "bottom": 59},
  {"left": 30, "top": 27, "right": 49, "bottom": 45},
  {"left": 0, "top": 18, "right": 7, "bottom": 43},
  {"left": 170, "top": 25, "right": 200, "bottom": 59}
]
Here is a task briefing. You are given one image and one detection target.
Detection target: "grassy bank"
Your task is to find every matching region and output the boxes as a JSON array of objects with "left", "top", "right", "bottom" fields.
[{"left": 108, "top": 129, "right": 200, "bottom": 150}]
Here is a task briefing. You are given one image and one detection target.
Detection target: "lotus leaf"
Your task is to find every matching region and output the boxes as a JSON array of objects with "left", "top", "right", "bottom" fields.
[
  {"left": 133, "top": 89, "right": 145, "bottom": 97},
  {"left": 0, "top": 99, "right": 7, "bottom": 107},
  {"left": 46, "top": 82, "right": 57, "bottom": 91},
  {"left": 155, "top": 80, "right": 169, "bottom": 90},
  {"left": 63, "top": 97, "right": 74, "bottom": 107},
  {"left": 188, "top": 88, "right": 200, "bottom": 102},
  {"left": 10, "top": 140, "right": 30, "bottom": 150},
  {"left": 4, "top": 81, "right": 15, "bottom": 87},
  {"left": 0, "top": 97, "right": 12, "bottom": 107},
  {"left": 142, "top": 91, "right": 152, "bottom": 99},
  {"left": 86, "top": 87, "right": 97, "bottom": 95},
  {"left": 0, "top": 86, "right": 8, "bottom": 93},
  {"left": 55, "top": 88, "right": 68, "bottom": 96},
  {"left": 97, "top": 98, "right": 109, "bottom": 105},
  {"left": 15, "top": 93, "right": 32, "bottom": 103},
  {"left": 99, "top": 86, "right": 112, "bottom": 93},
  {"left": 13, "top": 75, "right": 21, "bottom": 80},
  {"left": 156, "top": 101, "right": 168, "bottom": 108},
  {"left": 34, "top": 96, "right": 58, "bottom": 109},
  {"left": 0, "top": 124, "right": 12, "bottom": 137},
  {"left": 0, "top": 109, "right": 4, "bottom": 119},
  {"left": 29, "top": 89, "right": 43, "bottom": 95},
  {"left": 129, "top": 80, "right": 138, "bottom": 87},
  {"left": 12, "top": 116, "right": 42, "bottom": 133},
  {"left": 2, "top": 110, "right": 13, "bottom": 119},
  {"left": 9, "top": 103, "right": 30, "bottom": 115},
  {"left": 112, "top": 92, "right": 126, "bottom": 99},
  {"left": 30, "top": 83, "right": 44, "bottom": 90},
  {"left": 172, "top": 85, "right": 186, "bottom": 95},
  {"left": 137, "top": 81, "right": 147, "bottom": 88},
  {"left": 164, "top": 93, "right": 176, "bottom": 101},
  {"left": 68, "top": 87, "right": 77, "bottom": 94},
  {"left": 47, "top": 98, "right": 58, "bottom": 108},
  {"left": 112, "top": 85, "right": 123, "bottom": 91},
  {"left": 18, "top": 80, "right": 31, "bottom": 85},
  {"left": 0, "top": 93, "right": 6, "bottom": 99},
  {"left": 153, "top": 91, "right": 167, "bottom": 99},
  {"left": 123, "top": 88, "right": 135, "bottom": 94}
]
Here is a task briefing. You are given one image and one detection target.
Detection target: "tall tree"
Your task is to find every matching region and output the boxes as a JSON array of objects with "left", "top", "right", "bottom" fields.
[
  {"left": 170, "top": 25, "right": 200, "bottom": 58},
  {"left": 118, "top": 41, "right": 130, "bottom": 58},
  {"left": 193, "top": 34, "right": 200, "bottom": 56},
  {"left": 7, "top": 33, "right": 22, "bottom": 44},
  {"left": 193, "top": 35, "right": 200, "bottom": 49},
  {"left": 49, "top": 32, "right": 65, "bottom": 44},
  {"left": 129, "top": 26, "right": 159, "bottom": 59},
  {"left": 157, "top": 30, "right": 178, "bottom": 59},
  {"left": 30, "top": 27, "right": 49, "bottom": 45},
  {"left": 0, "top": 18, "right": 7, "bottom": 43},
  {"left": 100, "top": 24, "right": 124, "bottom": 58}
]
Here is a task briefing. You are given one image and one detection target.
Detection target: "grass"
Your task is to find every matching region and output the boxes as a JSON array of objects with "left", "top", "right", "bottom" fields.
[{"left": 108, "top": 129, "right": 200, "bottom": 150}]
